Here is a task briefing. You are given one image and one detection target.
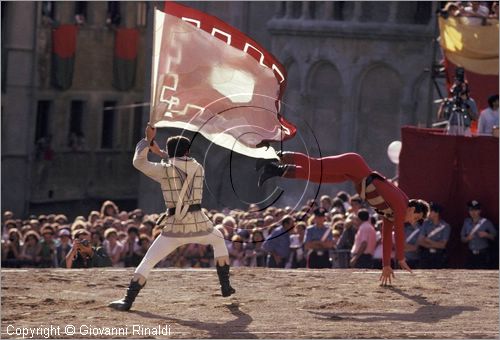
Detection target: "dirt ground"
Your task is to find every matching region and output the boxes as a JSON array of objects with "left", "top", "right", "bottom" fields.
[{"left": 1, "top": 268, "right": 498, "bottom": 339}]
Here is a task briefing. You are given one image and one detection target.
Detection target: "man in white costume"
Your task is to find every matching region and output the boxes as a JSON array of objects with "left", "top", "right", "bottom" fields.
[{"left": 109, "top": 124, "right": 235, "bottom": 311}]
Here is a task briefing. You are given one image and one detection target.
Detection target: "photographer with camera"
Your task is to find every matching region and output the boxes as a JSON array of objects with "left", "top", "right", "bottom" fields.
[
  {"left": 438, "top": 69, "right": 478, "bottom": 136},
  {"left": 64, "top": 229, "right": 111, "bottom": 268}
]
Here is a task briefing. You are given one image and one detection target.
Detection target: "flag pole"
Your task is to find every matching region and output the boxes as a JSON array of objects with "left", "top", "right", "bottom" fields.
[{"left": 149, "top": 6, "right": 158, "bottom": 124}]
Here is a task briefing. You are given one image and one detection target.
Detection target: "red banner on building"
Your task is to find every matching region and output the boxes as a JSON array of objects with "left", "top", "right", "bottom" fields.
[
  {"left": 113, "top": 28, "right": 139, "bottom": 91},
  {"left": 51, "top": 24, "right": 78, "bottom": 90}
]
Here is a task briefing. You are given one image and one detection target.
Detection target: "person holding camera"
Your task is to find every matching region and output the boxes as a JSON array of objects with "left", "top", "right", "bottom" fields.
[
  {"left": 1, "top": 228, "right": 22, "bottom": 267},
  {"left": 438, "top": 78, "right": 478, "bottom": 136},
  {"left": 64, "top": 229, "right": 111, "bottom": 268}
]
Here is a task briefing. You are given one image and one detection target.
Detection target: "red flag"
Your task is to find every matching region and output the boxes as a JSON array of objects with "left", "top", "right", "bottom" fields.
[
  {"left": 150, "top": 3, "right": 296, "bottom": 159},
  {"left": 51, "top": 24, "right": 78, "bottom": 90},
  {"left": 113, "top": 28, "right": 140, "bottom": 91}
]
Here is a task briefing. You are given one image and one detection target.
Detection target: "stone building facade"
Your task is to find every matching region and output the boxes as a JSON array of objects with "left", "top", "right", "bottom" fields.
[
  {"left": 1, "top": 1, "right": 439, "bottom": 218},
  {"left": 2, "top": 1, "right": 150, "bottom": 217}
]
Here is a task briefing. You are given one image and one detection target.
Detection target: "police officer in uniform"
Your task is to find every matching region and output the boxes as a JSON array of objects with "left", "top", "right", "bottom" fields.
[
  {"left": 403, "top": 220, "right": 422, "bottom": 269},
  {"left": 460, "top": 200, "right": 497, "bottom": 269},
  {"left": 304, "top": 208, "right": 334, "bottom": 269},
  {"left": 418, "top": 203, "right": 451, "bottom": 269}
]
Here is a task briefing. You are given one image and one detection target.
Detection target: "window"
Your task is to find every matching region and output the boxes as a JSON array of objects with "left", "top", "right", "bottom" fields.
[
  {"left": 333, "top": 2, "right": 345, "bottom": 20},
  {"left": 137, "top": 2, "right": 147, "bottom": 27},
  {"left": 101, "top": 101, "right": 116, "bottom": 149},
  {"left": 333, "top": 2, "right": 354, "bottom": 21},
  {"left": 69, "top": 100, "right": 85, "bottom": 149},
  {"left": 107, "top": 1, "right": 121, "bottom": 26},
  {"left": 414, "top": 2, "right": 432, "bottom": 25},
  {"left": 35, "top": 101, "right": 51, "bottom": 143},
  {"left": 396, "top": 3, "right": 432, "bottom": 25},
  {"left": 74, "top": 1, "right": 87, "bottom": 25},
  {"left": 69, "top": 101, "right": 84, "bottom": 135},
  {"left": 41, "top": 1, "right": 56, "bottom": 20},
  {"left": 131, "top": 103, "right": 143, "bottom": 147}
]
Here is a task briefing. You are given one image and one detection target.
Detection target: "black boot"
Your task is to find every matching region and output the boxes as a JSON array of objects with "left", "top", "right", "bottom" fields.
[
  {"left": 108, "top": 279, "right": 145, "bottom": 311},
  {"left": 258, "top": 163, "right": 295, "bottom": 187},
  {"left": 255, "top": 158, "right": 279, "bottom": 172},
  {"left": 255, "top": 151, "right": 284, "bottom": 171},
  {"left": 216, "top": 264, "right": 235, "bottom": 297}
]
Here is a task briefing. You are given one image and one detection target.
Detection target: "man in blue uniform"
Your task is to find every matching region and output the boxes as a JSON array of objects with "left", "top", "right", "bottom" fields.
[
  {"left": 403, "top": 220, "right": 422, "bottom": 269},
  {"left": 304, "top": 208, "right": 335, "bottom": 269},
  {"left": 460, "top": 200, "right": 497, "bottom": 269},
  {"left": 418, "top": 203, "right": 450, "bottom": 269}
]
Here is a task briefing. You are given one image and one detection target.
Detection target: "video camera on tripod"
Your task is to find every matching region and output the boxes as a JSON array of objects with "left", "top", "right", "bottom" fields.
[{"left": 439, "top": 67, "right": 475, "bottom": 135}]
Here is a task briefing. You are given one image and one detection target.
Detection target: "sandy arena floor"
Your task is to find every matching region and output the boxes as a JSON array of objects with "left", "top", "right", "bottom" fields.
[{"left": 1, "top": 268, "right": 498, "bottom": 339}]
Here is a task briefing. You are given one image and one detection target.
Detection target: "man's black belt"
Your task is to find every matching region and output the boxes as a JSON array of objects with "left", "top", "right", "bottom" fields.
[
  {"left": 167, "top": 204, "right": 201, "bottom": 216},
  {"left": 365, "top": 171, "right": 386, "bottom": 187}
]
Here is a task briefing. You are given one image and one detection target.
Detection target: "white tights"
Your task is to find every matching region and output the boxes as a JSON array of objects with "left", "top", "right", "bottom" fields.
[{"left": 134, "top": 228, "right": 229, "bottom": 280}]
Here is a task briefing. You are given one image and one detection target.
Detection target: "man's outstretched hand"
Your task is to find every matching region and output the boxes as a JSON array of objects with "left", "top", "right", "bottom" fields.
[
  {"left": 379, "top": 266, "right": 395, "bottom": 286},
  {"left": 145, "top": 122, "right": 156, "bottom": 142},
  {"left": 398, "top": 259, "right": 413, "bottom": 273},
  {"left": 379, "top": 260, "right": 413, "bottom": 286}
]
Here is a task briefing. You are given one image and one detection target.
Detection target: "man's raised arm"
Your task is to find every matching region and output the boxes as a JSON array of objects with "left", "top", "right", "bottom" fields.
[{"left": 132, "top": 123, "right": 165, "bottom": 182}]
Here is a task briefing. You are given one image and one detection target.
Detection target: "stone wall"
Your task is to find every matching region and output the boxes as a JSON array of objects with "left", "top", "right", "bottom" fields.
[{"left": 2, "top": 2, "right": 149, "bottom": 217}]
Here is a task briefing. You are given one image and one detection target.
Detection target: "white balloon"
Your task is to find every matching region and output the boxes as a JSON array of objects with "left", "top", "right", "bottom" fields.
[{"left": 387, "top": 141, "right": 402, "bottom": 164}]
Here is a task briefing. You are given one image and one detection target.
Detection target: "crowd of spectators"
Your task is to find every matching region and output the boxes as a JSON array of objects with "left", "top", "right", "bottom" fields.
[
  {"left": 440, "top": 1, "right": 498, "bottom": 24},
  {"left": 2, "top": 192, "right": 497, "bottom": 270}
]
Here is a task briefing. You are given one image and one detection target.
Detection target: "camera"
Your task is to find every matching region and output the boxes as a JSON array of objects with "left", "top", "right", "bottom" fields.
[
  {"left": 451, "top": 68, "right": 467, "bottom": 97},
  {"left": 455, "top": 67, "right": 465, "bottom": 83},
  {"left": 442, "top": 67, "right": 470, "bottom": 121}
]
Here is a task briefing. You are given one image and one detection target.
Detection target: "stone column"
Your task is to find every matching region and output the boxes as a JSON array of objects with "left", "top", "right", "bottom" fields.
[
  {"left": 56, "top": 2, "right": 74, "bottom": 24},
  {"left": 429, "top": 2, "right": 439, "bottom": 27},
  {"left": 284, "top": 2, "right": 293, "bottom": 19},
  {"left": 90, "top": 2, "right": 108, "bottom": 28},
  {"left": 352, "top": 2, "right": 362, "bottom": 21},
  {"left": 123, "top": 2, "right": 136, "bottom": 28},
  {"left": 388, "top": 2, "right": 398, "bottom": 23},
  {"left": 324, "top": 2, "right": 334, "bottom": 20},
  {"left": 301, "top": 1, "right": 311, "bottom": 20},
  {"left": 274, "top": 2, "right": 285, "bottom": 18},
  {"left": 2, "top": 2, "right": 37, "bottom": 216}
]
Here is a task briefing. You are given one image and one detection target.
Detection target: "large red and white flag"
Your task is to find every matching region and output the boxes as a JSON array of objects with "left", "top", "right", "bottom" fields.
[{"left": 150, "top": 2, "right": 296, "bottom": 159}]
